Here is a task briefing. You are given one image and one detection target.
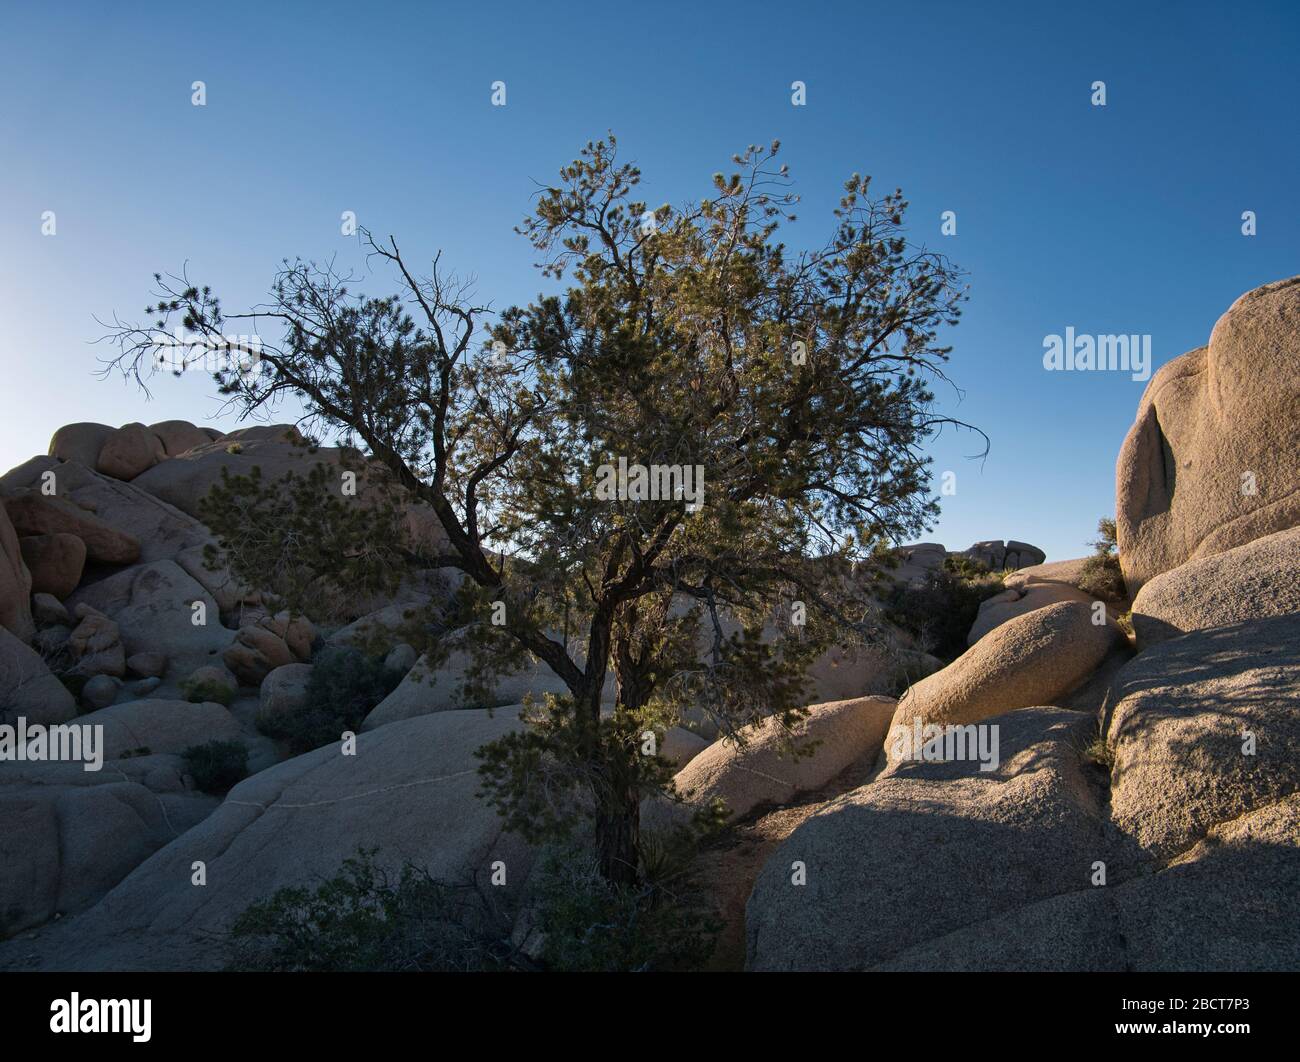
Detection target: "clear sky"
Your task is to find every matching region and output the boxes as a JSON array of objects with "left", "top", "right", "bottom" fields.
[{"left": 2, "top": 0, "right": 1296, "bottom": 561}]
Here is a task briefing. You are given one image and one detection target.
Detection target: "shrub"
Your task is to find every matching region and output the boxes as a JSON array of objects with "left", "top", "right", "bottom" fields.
[
  {"left": 226, "top": 837, "right": 720, "bottom": 973},
  {"left": 259, "top": 646, "right": 401, "bottom": 753},
  {"left": 1077, "top": 516, "right": 1127, "bottom": 603},
  {"left": 884, "top": 558, "right": 1005, "bottom": 662},
  {"left": 179, "top": 675, "right": 236, "bottom": 706},
  {"left": 527, "top": 832, "right": 721, "bottom": 972},
  {"left": 226, "top": 848, "right": 519, "bottom": 972},
  {"left": 183, "top": 739, "right": 249, "bottom": 794},
  {"left": 1076, "top": 553, "right": 1127, "bottom": 602}
]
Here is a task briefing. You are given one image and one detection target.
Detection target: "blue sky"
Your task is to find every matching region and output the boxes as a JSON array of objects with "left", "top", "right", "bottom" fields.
[{"left": 2, "top": 0, "right": 1296, "bottom": 561}]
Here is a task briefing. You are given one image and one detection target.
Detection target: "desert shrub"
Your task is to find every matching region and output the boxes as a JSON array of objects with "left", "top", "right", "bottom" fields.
[
  {"left": 260, "top": 646, "right": 402, "bottom": 753},
  {"left": 1076, "top": 516, "right": 1127, "bottom": 603},
  {"left": 943, "top": 554, "right": 994, "bottom": 582},
  {"left": 226, "top": 848, "right": 519, "bottom": 972},
  {"left": 183, "top": 739, "right": 249, "bottom": 794},
  {"left": 179, "top": 675, "right": 236, "bottom": 706},
  {"left": 1076, "top": 553, "right": 1126, "bottom": 602},
  {"left": 885, "top": 558, "right": 1004, "bottom": 662},
  {"left": 528, "top": 833, "right": 721, "bottom": 972},
  {"left": 226, "top": 835, "right": 720, "bottom": 973}
]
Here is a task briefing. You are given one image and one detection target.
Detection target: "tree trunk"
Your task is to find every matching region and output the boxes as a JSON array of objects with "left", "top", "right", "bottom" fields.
[{"left": 596, "top": 779, "right": 641, "bottom": 887}]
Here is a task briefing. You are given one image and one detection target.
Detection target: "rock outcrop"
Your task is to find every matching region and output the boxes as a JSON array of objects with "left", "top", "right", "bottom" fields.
[
  {"left": 1106, "top": 613, "right": 1300, "bottom": 861},
  {"left": 657, "top": 696, "right": 897, "bottom": 827},
  {"left": 3, "top": 492, "right": 141, "bottom": 566},
  {"left": 966, "top": 581, "right": 1096, "bottom": 645},
  {"left": 0, "top": 503, "right": 34, "bottom": 641},
  {"left": 886, "top": 601, "right": 1122, "bottom": 758},
  {"left": 746, "top": 708, "right": 1123, "bottom": 970},
  {"left": 1129, "top": 526, "right": 1300, "bottom": 648},
  {"left": 7, "top": 708, "right": 532, "bottom": 970},
  {"left": 1116, "top": 275, "right": 1300, "bottom": 593},
  {"left": 19, "top": 533, "right": 86, "bottom": 599},
  {"left": 0, "top": 625, "right": 77, "bottom": 725}
]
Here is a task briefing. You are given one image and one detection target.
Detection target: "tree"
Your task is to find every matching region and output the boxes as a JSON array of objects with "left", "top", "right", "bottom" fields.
[{"left": 103, "top": 136, "right": 973, "bottom": 884}]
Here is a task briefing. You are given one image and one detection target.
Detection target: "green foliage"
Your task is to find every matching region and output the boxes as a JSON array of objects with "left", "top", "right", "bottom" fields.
[
  {"left": 198, "top": 461, "right": 409, "bottom": 623},
  {"left": 183, "top": 739, "right": 249, "bottom": 794},
  {"left": 1081, "top": 735, "right": 1116, "bottom": 771},
  {"left": 1091, "top": 517, "right": 1118, "bottom": 556},
  {"left": 476, "top": 693, "right": 684, "bottom": 847},
  {"left": 1077, "top": 554, "right": 1126, "bottom": 603},
  {"left": 258, "top": 646, "right": 401, "bottom": 753},
  {"left": 942, "top": 554, "right": 993, "bottom": 581},
  {"left": 226, "top": 848, "right": 519, "bottom": 972},
  {"left": 225, "top": 838, "right": 719, "bottom": 972},
  {"left": 885, "top": 559, "right": 1004, "bottom": 662},
  {"left": 1077, "top": 516, "right": 1127, "bottom": 603},
  {"left": 527, "top": 837, "right": 722, "bottom": 972},
  {"left": 179, "top": 675, "right": 235, "bottom": 706}
]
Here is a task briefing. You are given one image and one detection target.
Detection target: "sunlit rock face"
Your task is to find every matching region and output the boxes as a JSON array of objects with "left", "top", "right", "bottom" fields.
[{"left": 1116, "top": 276, "right": 1300, "bottom": 594}]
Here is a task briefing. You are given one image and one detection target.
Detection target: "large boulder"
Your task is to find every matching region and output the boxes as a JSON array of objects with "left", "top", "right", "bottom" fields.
[
  {"left": 0, "top": 626, "right": 77, "bottom": 726},
  {"left": 0, "top": 502, "right": 33, "bottom": 641},
  {"left": 658, "top": 726, "right": 710, "bottom": 769},
  {"left": 1003, "top": 557, "right": 1094, "bottom": 593},
  {"left": 361, "top": 646, "right": 614, "bottom": 730},
  {"left": 0, "top": 780, "right": 213, "bottom": 938},
  {"left": 47, "top": 422, "right": 115, "bottom": 468},
  {"left": 328, "top": 601, "right": 429, "bottom": 650},
  {"left": 9, "top": 708, "right": 532, "bottom": 969},
  {"left": 745, "top": 708, "right": 1124, "bottom": 970},
  {"left": 223, "top": 624, "right": 295, "bottom": 687},
  {"left": 95, "top": 423, "right": 165, "bottom": 481},
  {"left": 658, "top": 696, "right": 897, "bottom": 827},
  {"left": 77, "top": 698, "right": 242, "bottom": 759},
  {"left": 66, "top": 605, "right": 125, "bottom": 678},
  {"left": 1106, "top": 612, "right": 1300, "bottom": 861},
  {"left": 1129, "top": 526, "right": 1300, "bottom": 648},
  {"left": 19, "top": 533, "right": 86, "bottom": 599},
  {"left": 81, "top": 674, "right": 120, "bottom": 711},
  {"left": 886, "top": 601, "right": 1123, "bottom": 759},
  {"left": 888, "top": 542, "right": 948, "bottom": 586},
  {"left": 257, "top": 663, "right": 313, "bottom": 731},
  {"left": 874, "top": 795, "right": 1300, "bottom": 972},
  {"left": 1116, "top": 276, "right": 1300, "bottom": 593},
  {"left": 148, "top": 420, "right": 212, "bottom": 457},
  {"left": 68, "top": 560, "right": 234, "bottom": 685},
  {"left": 955, "top": 540, "right": 1046, "bottom": 571},
  {"left": 3, "top": 492, "right": 140, "bottom": 566},
  {"left": 966, "top": 581, "right": 1097, "bottom": 645},
  {"left": 3, "top": 456, "right": 211, "bottom": 565}
]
